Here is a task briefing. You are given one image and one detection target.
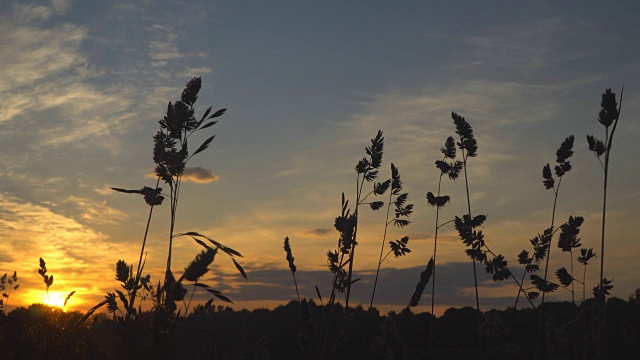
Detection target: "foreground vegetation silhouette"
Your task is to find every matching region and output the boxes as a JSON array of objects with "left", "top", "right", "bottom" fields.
[
  {"left": 0, "top": 80, "right": 632, "bottom": 359},
  {"left": 1, "top": 295, "right": 639, "bottom": 359}
]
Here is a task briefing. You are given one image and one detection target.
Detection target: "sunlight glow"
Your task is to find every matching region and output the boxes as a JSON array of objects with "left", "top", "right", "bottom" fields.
[{"left": 43, "top": 292, "right": 68, "bottom": 309}]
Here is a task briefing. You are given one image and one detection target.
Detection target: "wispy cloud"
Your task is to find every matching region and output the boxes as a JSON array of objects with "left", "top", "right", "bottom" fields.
[{"left": 63, "top": 195, "right": 128, "bottom": 225}]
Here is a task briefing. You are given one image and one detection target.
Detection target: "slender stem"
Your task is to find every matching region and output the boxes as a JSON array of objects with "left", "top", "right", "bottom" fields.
[
  {"left": 380, "top": 250, "right": 393, "bottom": 264},
  {"left": 599, "top": 148, "right": 608, "bottom": 295},
  {"left": 570, "top": 249, "right": 575, "bottom": 304},
  {"left": 165, "top": 175, "right": 182, "bottom": 294},
  {"left": 583, "top": 264, "right": 587, "bottom": 303},
  {"left": 536, "top": 175, "right": 562, "bottom": 360},
  {"left": 483, "top": 245, "right": 537, "bottom": 309},
  {"left": 514, "top": 268, "right": 527, "bottom": 309},
  {"left": 128, "top": 179, "right": 160, "bottom": 317},
  {"left": 292, "top": 272, "right": 301, "bottom": 303},
  {"left": 429, "top": 174, "right": 444, "bottom": 357},
  {"left": 369, "top": 186, "right": 393, "bottom": 309},
  {"left": 541, "top": 176, "right": 562, "bottom": 305},
  {"left": 184, "top": 282, "right": 197, "bottom": 315},
  {"left": 461, "top": 148, "right": 481, "bottom": 353},
  {"left": 345, "top": 173, "right": 365, "bottom": 310}
]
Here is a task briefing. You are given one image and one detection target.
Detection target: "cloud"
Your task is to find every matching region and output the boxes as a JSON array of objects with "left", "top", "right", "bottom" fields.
[
  {"left": 0, "top": 6, "right": 141, "bottom": 152},
  {"left": 63, "top": 196, "right": 128, "bottom": 225},
  {"left": 182, "top": 167, "right": 220, "bottom": 183},
  {"left": 148, "top": 24, "right": 182, "bottom": 67},
  {"left": 191, "top": 261, "right": 539, "bottom": 315},
  {"left": 297, "top": 228, "right": 332, "bottom": 238}
]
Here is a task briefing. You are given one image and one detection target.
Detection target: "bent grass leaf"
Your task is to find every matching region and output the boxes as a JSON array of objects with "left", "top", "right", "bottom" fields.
[
  {"left": 209, "top": 108, "right": 227, "bottom": 119},
  {"left": 192, "top": 135, "right": 216, "bottom": 157},
  {"left": 232, "top": 258, "right": 248, "bottom": 280},
  {"left": 64, "top": 291, "right": 76, "bottom": 307},
  {"left": 199, "top": 121, "right": 218, "bottom": 130}
]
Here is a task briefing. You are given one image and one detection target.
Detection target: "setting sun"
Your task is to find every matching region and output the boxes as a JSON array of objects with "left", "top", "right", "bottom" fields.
[{"left": 43, "top": 292, "right": 68, "bottom": 308}]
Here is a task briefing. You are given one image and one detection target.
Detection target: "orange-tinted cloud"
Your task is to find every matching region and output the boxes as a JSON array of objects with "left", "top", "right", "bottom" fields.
[
  {"left": 145, "top": 166, "right": 220, "bottom": 183},
  {"left": 183, "top": 167, "right": 220, "bottom": 183}
]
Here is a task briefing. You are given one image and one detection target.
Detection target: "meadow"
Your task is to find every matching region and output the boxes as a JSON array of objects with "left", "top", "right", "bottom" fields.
[{"left": 0, "top": 78, "right": 637, "bottom": 359}]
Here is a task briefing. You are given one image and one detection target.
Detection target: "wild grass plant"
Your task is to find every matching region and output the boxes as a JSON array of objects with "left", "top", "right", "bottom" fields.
[
  {"left": 539, "top": 135, "right": 575, "bottom": 306},
  {"left": 283, "top": 236, "right": 300, "bottom": 303},
  {"left": 0, "top": 271, "right": 19, "bottom": 314},
  {"left": 586, "top": 87, "right": 623, "bottom": 358},
  {"left": 450, "top": 112, "right": 481, "bottom": 317},
  {"left": 37, "top": 258, "right": 75, "bottom": 308},
  {"left": 424, "top": 135, "right": 461, "bottom": 354},
  {"left": 369, "top": 163, "right": 414, "bottom": 309},
  {"left": 586, "top": 88, "right": 623, "bottom": 298},
  {"left": 326, "top": 130, "right": 386, "bottom": 309},
  {"left": 105, "top": 78, "right": 247, "bottom": 357}
]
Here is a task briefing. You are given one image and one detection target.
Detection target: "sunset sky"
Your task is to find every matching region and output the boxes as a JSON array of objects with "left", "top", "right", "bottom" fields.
[{"left": 1, "top": 0, "right": 639, "bottom": 315}]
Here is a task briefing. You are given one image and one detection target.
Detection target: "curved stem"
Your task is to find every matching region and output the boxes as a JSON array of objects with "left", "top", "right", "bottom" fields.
[
  {"left": 345, "top": 173, "right": 366, "bottom": 310},
  {"left": 292, "top": 272, "right": 301, "bottom": 303},
  {"left": 129, "top": 178, "right": 160, "bottom": 316},
  {"left": 541, "top": 176, "right": 562, "bottom": 305},
  {"left": 570, "top": 249, "right": 575, "bottom": 304},
  {"left": 429, "top": 170, "right": 444, "bottom": 358},
  {"left": 461, "top": 148, "right": 482, "bottom": 354},
  {"left": 369, "top": 187, "right": 393, "bottom": 309}
]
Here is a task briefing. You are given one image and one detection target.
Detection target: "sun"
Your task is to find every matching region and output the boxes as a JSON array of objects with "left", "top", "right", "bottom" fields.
[{"left": 43, "top": 292, "right": 68, "bottom": 308}]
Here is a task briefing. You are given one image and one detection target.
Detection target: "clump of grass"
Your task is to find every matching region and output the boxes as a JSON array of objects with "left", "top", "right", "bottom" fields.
[
  {"left": 327, "top": 130, "right": 387, "bottom": 309},
  {"left": 111, "top": 78, "right": 246, "bottom": 313},
  {"left": 0, "top": 271, "right": 19, "bottom": 314},
  {"left": 107, "top": 78, "right": 245, "bottom": 358},
  {"left": 369, "top": 163, "right": 414, "bottom": 309}
]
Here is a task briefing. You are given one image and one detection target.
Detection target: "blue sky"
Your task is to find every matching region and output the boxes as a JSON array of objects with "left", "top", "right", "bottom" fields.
[{"left": 1, "top": 0, "right": 639, "bottom": 314}]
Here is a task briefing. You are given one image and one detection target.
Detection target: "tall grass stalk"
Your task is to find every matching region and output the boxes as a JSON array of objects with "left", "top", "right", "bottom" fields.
[
  {"left": 451, "top": 112, "right": 482, "bottom": 352},
  {"left": 587, "top": 88, "right": 623, "bottom": 298},
  {"left": 425, "top": 136, "right": 461, "bottom": 355},
  {"left": 451, "top": 112, "right": 480, "bottom": 314},
  {"left": 284, "top": 236, "right": 301, "bottom": 303},
  {"left": 587, "top": 87, "right": 623, "bottom": 358},
  {"left": 540, "top": 135, "right": 575, "bottom": 306},
  {"left": 369, "top": 163, "right": 413, "bottom": 309},
  {"left": 343, "top": 130, "right": 385, "bottom": 310}
]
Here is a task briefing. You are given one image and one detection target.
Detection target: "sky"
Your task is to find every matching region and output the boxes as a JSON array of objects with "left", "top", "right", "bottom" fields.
[{"left": 1, "top": 0, "right": 639, "bottom": 316}]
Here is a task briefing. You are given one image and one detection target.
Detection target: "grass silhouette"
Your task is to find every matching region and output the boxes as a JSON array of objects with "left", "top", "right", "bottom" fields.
[
  {"left": 369, "top": 163, "right": 414, "bottom": 309},
  {"left": 0, "top": 81, "right": 632, "bottom": 359}
]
